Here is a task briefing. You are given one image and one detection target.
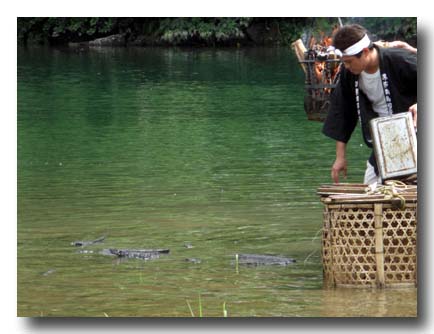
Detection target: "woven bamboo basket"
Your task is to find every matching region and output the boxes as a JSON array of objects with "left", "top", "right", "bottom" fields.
[{"left": 318, "top": 183, "right": 417, "bottom": 288}]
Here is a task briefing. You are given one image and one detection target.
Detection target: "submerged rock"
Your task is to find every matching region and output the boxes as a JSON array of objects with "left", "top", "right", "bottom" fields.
[
  {"left": 71, "top": 236, "right": 105, "bottom": 247},
  {"left": 42, "top": 269, "right": 56, "bottom": 276},
  {"left": 185, "top": 258, "right": 202, "bottom": 264},
  {"left": 236, "top": 254, "right": 296, "bottom": 266},
  {"left": 100, "top": 248, "right": 170, "bottom": 260},
  {"left": 77, "top": 249, "right": 94, "bottom": 254}
]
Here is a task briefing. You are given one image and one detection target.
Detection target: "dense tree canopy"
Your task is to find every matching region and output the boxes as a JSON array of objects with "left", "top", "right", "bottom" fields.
[{"left": 17, "top": 17, "right": 417, "bottom": 47}]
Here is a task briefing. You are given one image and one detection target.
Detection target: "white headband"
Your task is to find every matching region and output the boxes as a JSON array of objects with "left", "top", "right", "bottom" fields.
[{"left": 342, "top": 34, "right": 371, "bottom": 56}]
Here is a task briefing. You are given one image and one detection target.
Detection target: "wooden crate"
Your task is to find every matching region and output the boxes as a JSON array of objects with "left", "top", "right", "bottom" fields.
[{"left": 319, "top": 184, "right": 417, "bottom": 288}]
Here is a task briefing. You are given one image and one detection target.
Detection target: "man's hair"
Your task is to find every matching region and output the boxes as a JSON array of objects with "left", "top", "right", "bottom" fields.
[{"left": 332, "top": 24, "right": 371, "bottom": 53}]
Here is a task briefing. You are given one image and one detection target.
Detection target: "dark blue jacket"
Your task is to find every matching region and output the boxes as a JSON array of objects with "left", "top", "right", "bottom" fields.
[{"left": 322, "top": 45, "right": 417, "bottom": 173}]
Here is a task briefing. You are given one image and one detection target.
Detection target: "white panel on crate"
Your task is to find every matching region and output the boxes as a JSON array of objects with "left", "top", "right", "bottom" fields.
[{"left": 370, "top": 112, "right": 417, "bottom": 180}]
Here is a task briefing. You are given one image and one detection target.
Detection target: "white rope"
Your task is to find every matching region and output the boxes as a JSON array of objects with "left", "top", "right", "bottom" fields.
[{"left": 365, "top": 180, "right": 408, "bottom": 209}]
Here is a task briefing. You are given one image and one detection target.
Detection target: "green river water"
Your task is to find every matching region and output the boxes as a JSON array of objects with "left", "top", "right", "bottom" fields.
[{"left": 17, "top": 46, "right": 416, "bottom": 317}]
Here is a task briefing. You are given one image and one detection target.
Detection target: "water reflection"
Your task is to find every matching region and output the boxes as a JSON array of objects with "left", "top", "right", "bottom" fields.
[{"left": 319, "top": 288, "right": 417, "bottom": 317}]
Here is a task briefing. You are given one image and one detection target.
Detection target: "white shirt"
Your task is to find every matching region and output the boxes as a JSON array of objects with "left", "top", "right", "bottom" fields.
[{"left": 359, "top": 69, "right": 390, "bottom": 117}]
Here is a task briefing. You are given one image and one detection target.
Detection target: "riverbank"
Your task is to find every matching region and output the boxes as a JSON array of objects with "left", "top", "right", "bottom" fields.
[
  {"left": 17, "top": 17, "right": 417, "bottom": 48},
  {"left": 18, "top": 18, "right": 306, "bottom": 47}
]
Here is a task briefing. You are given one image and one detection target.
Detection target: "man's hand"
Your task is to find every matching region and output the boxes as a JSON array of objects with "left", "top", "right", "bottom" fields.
[
  {"left": 409, "top": 104, "right": 417, "bottom": 128},
  {"left": 332, "top": 141, "right": 348, "bottom": 184},
  {"left": 331, "top": 157, "right": 347, "bottom": 184}
]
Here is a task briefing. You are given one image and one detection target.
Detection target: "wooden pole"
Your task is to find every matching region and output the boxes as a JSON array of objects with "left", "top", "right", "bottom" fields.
[
  {"left": 291, "top": 39, "right": 307, "bottom": 74},
  {"left": 374, "top": 204, "right": 385, "bottom": 288},
  {"left": 322, "top": 206, "right": 334, "bottom": 287}
]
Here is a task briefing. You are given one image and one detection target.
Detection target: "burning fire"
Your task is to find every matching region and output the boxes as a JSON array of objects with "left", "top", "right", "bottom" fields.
[
  {"left": 291, "top": 25, "right": 412, "bottom": 121},
  {"left": 307, "top": 26, "right": 341, "bottom": 87},
  {"left": 290, "top": 25, "right": 342, "bottom": 121}
]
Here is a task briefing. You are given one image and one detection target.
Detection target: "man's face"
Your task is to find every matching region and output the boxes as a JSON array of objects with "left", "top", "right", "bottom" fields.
[
  {"left": 341, "top": 54, "right": 366, "bottom": 75},
  {"left": 341, "top": 47, "right": 372, "bottom": 75}
]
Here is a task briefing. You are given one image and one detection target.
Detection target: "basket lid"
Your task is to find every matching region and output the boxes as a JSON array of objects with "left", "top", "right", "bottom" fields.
[{"left": 318, "top": 182, "right": 417, "bottom": 205}]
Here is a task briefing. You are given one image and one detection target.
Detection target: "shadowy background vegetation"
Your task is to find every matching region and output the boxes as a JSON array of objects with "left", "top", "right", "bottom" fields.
[{"left": 17, "top": 17, "right": 417, "bottom": 47}]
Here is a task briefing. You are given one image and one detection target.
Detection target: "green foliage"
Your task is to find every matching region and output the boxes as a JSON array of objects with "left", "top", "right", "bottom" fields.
[
  {"left": 159, "top": 18, "right": 252, "bottom": 45},
  {"left": 18, "top": 17, "right": 118, "bottom": 44},
  {"left": 310, "top": 18, "right": 342, "bottom": 36},
  {"left": 17, "top": 17, "right": 417, "bottom": 47},
  {"left": 276, "top": 18, "right": 311, "bottom": 45},
  {"left": 352, "top": 17, "right": 417, "bottom": 41}
]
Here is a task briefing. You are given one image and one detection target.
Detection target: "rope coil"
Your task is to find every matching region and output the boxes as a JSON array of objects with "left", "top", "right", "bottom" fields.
[{"left": 365, "top": 180, "right": 408, "bottom": 209}]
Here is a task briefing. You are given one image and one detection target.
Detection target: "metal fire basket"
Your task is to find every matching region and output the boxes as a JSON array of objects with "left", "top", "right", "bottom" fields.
[{"left": 299, "top": 52, "right": 341, "bottom": 122}]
